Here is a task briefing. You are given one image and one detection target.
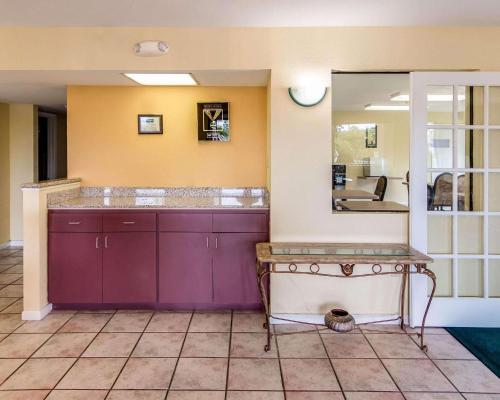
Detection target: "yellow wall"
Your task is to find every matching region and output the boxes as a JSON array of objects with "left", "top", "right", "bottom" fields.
[
  {"left": 67, "top": 86, "right": 267, "bottom": 187},
  {"left": 0, "top": 103, "right": 9, "bottom": 244},
  {"left": 9, "top": 104, "right": 36, "bottom": 242}
]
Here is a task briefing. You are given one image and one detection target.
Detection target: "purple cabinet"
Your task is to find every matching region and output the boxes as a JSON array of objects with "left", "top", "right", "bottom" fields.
[
  {"left": 49, "top": 209, "right": 268, "bottom": 309},
  {"left": 48, "top": 232, "right": 102, "bottom": 303},
  {"left": 159, "top": 233, "right": 213, "bottom": 304},
  {"left": 103, "top": 232, "right": 156, "bottom": 303},
  {"left": 213, "top": 233, "right": 267, "bottom": 306}
]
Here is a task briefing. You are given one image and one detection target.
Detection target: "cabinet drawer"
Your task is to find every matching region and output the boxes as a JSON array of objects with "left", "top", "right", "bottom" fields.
[
  {"left": 103, "top": 213, "right": 156, "bottom": 232},
  {"left": 49, "top": 213, "right": 101, "bottom": 233},
  {"left": 158, "top": 213, "right": 212, "bottom": 232},
  {"left": 213, "top": 213, "right": 268, "bottom": 233}
]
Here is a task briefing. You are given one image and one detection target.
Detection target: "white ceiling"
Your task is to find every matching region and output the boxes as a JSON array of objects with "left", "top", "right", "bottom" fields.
[
  {"left": 332, "top": 73, "right": 410, "bottom": 111},
  {"left": 0, "top": 70, "right": 269, "bottom": 110},
  {"left": 0, "top": 0, "right": 499, "bottom": 26}
]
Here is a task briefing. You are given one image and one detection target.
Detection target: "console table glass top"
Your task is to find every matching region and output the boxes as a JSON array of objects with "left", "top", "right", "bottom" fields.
[
  {"left": 271, "top": 245, "right": 411, "bottom": 256},
  {"left": 258, "top": 242, "right": 431, "bottom": 265}
]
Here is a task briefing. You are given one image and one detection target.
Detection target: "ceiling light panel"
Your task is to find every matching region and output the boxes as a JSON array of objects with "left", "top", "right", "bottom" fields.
[{"left": 365, "top": 104, "right": 409, "bottom": 111}]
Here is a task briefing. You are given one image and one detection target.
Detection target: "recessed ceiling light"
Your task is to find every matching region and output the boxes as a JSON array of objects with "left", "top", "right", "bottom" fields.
[
  {"left": 390, "top": 92, "right": 465, "bottom": 102},
  {"left": 365, "top": 104, "right": 409, "bottom": 111},
  {"left": 124, "top": 73, "right": 198, "bottom": 86}
]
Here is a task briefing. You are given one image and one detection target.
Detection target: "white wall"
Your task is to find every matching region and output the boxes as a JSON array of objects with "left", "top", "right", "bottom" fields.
[{"left": 269, "top": 69, "right": 407, "bottom": 315}]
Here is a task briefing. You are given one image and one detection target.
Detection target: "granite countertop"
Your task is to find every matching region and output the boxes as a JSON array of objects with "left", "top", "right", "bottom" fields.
[
  {"left": 21, "top": 178, "right": 82, "bottom": 189},
  {"left": 48, "top": 187, "right": 269, "bottom": 209}
]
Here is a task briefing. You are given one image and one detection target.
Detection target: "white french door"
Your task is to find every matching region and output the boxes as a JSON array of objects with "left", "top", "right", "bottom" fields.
[{"left": 410, "top": 72, "right": 500, "bottom": 327}]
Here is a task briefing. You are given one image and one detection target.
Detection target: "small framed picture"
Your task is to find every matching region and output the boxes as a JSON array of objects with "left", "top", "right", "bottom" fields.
[
  {"left": 138, "top": 114, "right": 163, "bottom": 134},
  {"left": 365, "top": 125, "right": 377, "bottom": 148}
]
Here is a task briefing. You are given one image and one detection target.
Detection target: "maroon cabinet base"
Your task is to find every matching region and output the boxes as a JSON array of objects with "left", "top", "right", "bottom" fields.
[{"left": 48, "top": 209, "right": 269, "bottom": 310}]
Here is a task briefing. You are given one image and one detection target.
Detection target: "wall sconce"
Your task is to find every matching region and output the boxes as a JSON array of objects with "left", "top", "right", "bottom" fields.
[{"left": 288, "top": 86, "right": 328, "bottom": 107}]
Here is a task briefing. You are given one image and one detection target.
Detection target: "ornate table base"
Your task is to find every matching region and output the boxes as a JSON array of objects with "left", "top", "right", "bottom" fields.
[{"left": 256, "top": 244, "right": 435, "bottom": 352}]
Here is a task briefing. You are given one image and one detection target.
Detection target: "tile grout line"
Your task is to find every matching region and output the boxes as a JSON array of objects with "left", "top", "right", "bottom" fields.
[
  {"left": 224, "top": 310, "right": 233, "bottom": 400},
  {"left": 0, "top": 268, "right": 60, "bottom": 392},
  {"left": 359, "top": 326, "right": 408, "bottom": 400},
  {"left": 103, "top": 311, "right": 156, "bottom": 399},
  {"left": 318, "top": 327, "right": 347, "bottom": 400},
  {"left": 164, "top": 311, "right": 194, "bottom": 400},
  {"left": 275, "top": 322, "right": 289, "bottom": 400},
  {"left": 45, "top": 308, "right": 119, "bottom": 399},
  {"left": 418, "top": 338, "right": 468, "bottom": 398}
]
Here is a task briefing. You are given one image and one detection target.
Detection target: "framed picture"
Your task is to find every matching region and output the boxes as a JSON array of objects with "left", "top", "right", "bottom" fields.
[
  {"left": 138, "top": 114, "right": 163, "bottom": 134},
  {"left": 197, "top": 102, "right": 230, "bottom": 141},
  {"left": 365, "top": 125, "right": 377, "bottom": 148}
]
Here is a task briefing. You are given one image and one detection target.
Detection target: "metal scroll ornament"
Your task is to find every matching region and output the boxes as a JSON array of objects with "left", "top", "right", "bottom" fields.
[{"left": 324, "top": 309, "right": 355, "bottom": 332}]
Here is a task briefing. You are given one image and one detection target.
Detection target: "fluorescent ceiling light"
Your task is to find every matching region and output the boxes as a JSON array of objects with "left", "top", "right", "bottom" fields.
[
  {"left": 124, "top": 73, "right": 197, "bottom": 86},
  {"left": 365, "top": 104, "right": 409, "bottom": 111},
  {"left": 390, "top": 92, "right": 465, "bottom": 102}
]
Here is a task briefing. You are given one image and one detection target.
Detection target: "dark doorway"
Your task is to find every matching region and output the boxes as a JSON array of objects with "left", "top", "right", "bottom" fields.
[{"left": 37, "top": 111, "right": 67, "bottom": 182}]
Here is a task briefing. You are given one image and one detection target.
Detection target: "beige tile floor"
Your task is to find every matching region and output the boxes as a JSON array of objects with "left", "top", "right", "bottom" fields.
[{"left": 0, "top": 246, "right": 499, "bottom": 399}]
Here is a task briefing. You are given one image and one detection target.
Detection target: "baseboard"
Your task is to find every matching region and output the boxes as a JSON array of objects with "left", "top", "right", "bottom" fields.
[
  {"left": 270, "top": 313, "right": 404, "bottom": 325},
  {"left": 0, "top": 241, "right": 23, "bottom": 249},
  {"left": 22, "top": 303, "right": 53, "bottom": 321}
]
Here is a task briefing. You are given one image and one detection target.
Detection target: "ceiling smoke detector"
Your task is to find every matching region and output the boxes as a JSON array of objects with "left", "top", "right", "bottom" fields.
[{"left": 133, "top": 40, "right": 169, "bottom": 57}]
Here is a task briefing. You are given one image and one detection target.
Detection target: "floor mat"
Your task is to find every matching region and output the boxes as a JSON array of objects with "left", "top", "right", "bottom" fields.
[{"left": 446, "top": 327, "right": 500, "bottom": 378}]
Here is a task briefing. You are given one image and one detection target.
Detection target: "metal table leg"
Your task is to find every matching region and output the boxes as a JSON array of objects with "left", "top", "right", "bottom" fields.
[{"left": 257, "top": 260, "right": 272, "bottom": 352}]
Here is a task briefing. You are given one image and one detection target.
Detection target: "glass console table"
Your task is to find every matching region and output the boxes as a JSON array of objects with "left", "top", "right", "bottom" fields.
[{"left": 256, "top": 242, "right": 434, "bottom": 352}]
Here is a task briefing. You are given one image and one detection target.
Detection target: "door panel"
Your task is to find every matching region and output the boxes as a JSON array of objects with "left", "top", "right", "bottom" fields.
[
  {"left": 158, "top": 232, "right": 212, "bottom": 304},
  {"left": 103, "top": 232, "right": 156, "bottom": 303},
  {"left": 213, "top": 233, "right": 267, "bottom": 306},
  {"left": 48, "top": 233, "right": 102, "bottom": 303},
  {"left": 411, "top": 72, "right": 500, "bottom": 327}
]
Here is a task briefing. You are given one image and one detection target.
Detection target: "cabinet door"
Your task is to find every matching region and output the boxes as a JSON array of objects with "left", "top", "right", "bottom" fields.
[
  {"left": 213, "top": 233, "right": 267, "bottom": 306},
  {"left": 48, "top": 233, "right": 102, "bottom": 304},
  {"left": 159, "top": 233, "right": 212, "bottom": 304},
  {"left": 103, "top": 232, "right": 156, "bottom": 303}
]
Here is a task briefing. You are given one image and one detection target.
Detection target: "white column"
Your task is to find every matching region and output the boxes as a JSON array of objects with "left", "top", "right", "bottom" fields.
[{"left": 22, "top": 182, "right": 80, "bottom": 320}]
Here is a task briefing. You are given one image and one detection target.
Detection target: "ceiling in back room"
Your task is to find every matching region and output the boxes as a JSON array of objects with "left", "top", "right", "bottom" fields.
[
  {"left": 332, "top": 73, "right": 410, "bottom": 112},
  {"left": 0, "top": 0, "right": 499, "bottom": 27},
  {"left": 0, "top": 70, "right": 270, "bottom": 111}
]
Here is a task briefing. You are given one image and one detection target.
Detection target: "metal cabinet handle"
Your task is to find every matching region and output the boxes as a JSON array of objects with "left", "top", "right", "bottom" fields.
[
  {"left": 206, "top": 237, "right": 209, "bottom": 248},
  {"left": 215, "top": 237, "right": 218, "bottom": 249},
  {"left": 104, "top": 236, "right": 108, "bottom": 248},
  {"left": 122, "top": 221, "right": 135, "bottom": 225},
  {"left": 68, "top": 221, "right": 81, "bottom": 225},
  {"left": 96, "top": 236, "right": 99, "bottom": 249}
]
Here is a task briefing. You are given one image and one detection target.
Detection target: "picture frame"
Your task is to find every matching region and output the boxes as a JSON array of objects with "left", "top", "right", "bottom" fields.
[
  {"left": 138, "top": 114, "right": 163, "bottom": 134},
  {"left": 365, "top": 125, "right": 377, "bottom": 148},
  {"left": 197, "top": 102, "right": 230, "bottom": 141}
]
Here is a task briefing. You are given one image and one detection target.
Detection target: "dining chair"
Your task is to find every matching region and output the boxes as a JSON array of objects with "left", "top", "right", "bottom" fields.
[
  {"left": 374, "top": 176, "right": 388, "bottom": 201},
  {"left": 403, "top": 170, "right": 409, "bottom": 194},
  {"left": 432, "top": 172, "right": 453, "bottom": 210},
  {"left": 457, "top": 174, "right": 465, "bottom": 211}
]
